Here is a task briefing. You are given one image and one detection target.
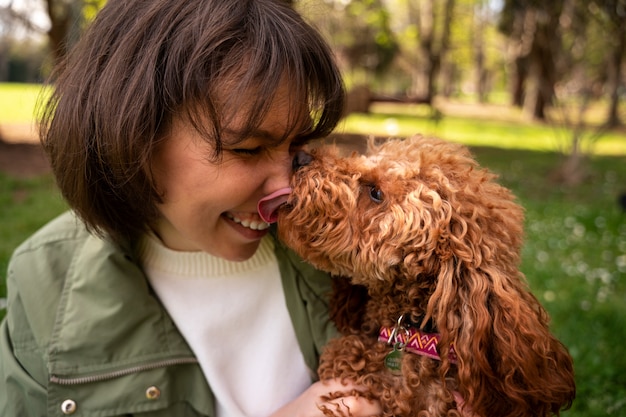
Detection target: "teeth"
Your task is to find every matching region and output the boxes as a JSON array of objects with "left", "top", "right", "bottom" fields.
[{"left": 226, "top": 213, "right": 270, "bottom": 231}]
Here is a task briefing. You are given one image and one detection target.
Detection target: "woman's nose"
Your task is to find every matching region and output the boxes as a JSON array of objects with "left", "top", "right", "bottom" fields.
[
  {"left": 263, "top": 149, "right": 294, "bottom": 190},
  {"left": 292, "top": 150, "right": 312, "bottom": 171}
]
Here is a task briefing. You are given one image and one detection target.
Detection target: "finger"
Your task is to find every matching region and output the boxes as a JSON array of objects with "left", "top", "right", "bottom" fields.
[{"left": 320, "top": 395, "right": 382, "bottom": 417}]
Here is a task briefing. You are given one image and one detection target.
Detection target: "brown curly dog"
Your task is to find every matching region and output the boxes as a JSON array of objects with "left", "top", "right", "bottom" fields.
[{"left": 277, "top": 136, "right": 575, "bottom": 417}]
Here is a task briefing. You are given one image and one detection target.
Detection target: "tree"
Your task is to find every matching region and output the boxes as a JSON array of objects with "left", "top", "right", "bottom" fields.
[
  {"left": 547, "top": 0, "right": 623, "bottom": 185},
  {"left": 326, "top": 0, "right": 397, "bottom": 82},
  {"left": 409, "top": 0, "right": 456, "bottom": 104},
  {"left": 47, "top": 0, "right": 106, "bottom": 63},
  {"left": 0, "top": 0, "right": 106, "bottom": 66},
  {"left": 0, "top": 1, "right": 50, "bottom": 80},
  {"left": 472, "top": 0, "right": 489, "bottom": 103},
  {"left": 46, "top": 0, "right": 79, "bottom": 63},
  {"left": 6, "top": 38, "right": 48, "bottom": 82},
  {"left": 456, "top": 0, "right": 501, "bottom": 103},
  {"left": 588, "top": 0, "right": 625, "bottom": 127},
  {"left": 499, "top": 0, "right": 565, "bottom": 120},
  {"left": 300, "top": 0, "right": 398, "bottom": 92},
  {"left": 0, "top": 1, "right": 47, "bottom": 34}
]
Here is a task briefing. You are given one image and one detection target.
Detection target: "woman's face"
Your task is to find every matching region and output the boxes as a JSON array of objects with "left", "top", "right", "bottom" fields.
[{"left": 151, "top": 85, "right": 307, "bottom": 261}]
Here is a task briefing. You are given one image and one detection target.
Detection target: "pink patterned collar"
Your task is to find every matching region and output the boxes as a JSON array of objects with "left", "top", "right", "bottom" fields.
[{"left": 378, "top": 325, "right": 458, "bottom": 364}]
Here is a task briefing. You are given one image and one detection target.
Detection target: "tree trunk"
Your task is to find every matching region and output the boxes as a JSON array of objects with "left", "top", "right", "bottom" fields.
[
  {"left": 505, "top": 7, "right": 533, "bottom": 108},
  {"left": 417, "top": 0, "right": 435, "bottom": 104},
  {"left": 46, "top": 0, "right": 73, "bottom": 64},
  {"left": 473, "top": 3, "right": 487, "bottom": 103},
  {"left": 526, "top": 38, "right": 556, "bottom": 120},
  {"left": 523, "top": 4, "right": 562, "bottom": 121},
  {"left": 511, "top": 56, "right": 528, "bottom": 107},
  {"left": 415, "top": 0, "right": 455, "bottom": 105},
  {"left": 606, "top": 22, "right": 625, "bottom": 127}
]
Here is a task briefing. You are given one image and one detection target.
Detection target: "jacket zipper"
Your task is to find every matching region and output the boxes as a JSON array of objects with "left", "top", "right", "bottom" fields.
[{"left": 49, "top": 357, "right": 199, "bottom": 385}]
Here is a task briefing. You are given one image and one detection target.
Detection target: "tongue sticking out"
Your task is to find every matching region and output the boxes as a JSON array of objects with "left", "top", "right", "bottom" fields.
[{"left": 258, "top": 187, "right": 292, "bottom": 224}]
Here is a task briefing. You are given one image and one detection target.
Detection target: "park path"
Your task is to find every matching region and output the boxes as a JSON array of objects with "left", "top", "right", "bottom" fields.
[{"left": 0, "top": 122, "right": 50, "bottom": 177}]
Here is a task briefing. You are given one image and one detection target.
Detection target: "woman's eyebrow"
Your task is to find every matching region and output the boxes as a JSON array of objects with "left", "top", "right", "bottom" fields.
[{"left": 222, "top": 127, "right": 289, "bottom": 146}]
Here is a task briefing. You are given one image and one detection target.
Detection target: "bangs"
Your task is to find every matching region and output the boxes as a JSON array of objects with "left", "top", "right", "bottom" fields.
[{"left": 180, "top": 1, "right": 345, "bottom": 154}]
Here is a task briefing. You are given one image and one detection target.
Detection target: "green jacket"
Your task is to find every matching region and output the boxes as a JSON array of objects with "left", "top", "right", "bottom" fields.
[{"left": 0, "top": 211, "right": 337, "bottom": 416}]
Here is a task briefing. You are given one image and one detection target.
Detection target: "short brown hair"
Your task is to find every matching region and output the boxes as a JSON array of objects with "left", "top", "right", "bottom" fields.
[{"left": 40, "top": 0, "right": 345, "bottom": 242}]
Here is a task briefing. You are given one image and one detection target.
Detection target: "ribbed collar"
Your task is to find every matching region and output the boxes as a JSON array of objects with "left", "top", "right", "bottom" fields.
[{"left": 136, "top": 233, "right": 276, "bottom": 277}]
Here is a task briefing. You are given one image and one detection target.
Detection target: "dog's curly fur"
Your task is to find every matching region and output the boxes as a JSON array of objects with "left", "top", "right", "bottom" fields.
[{"left": 277, "top": 136, "right": 575, "bottom": 417}]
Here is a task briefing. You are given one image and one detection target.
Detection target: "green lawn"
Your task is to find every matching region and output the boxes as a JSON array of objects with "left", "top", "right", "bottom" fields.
[
  {"left": 0, "top": 83, "right": 50, "bottom": 123},
  {"left": 1, "top": 83, "right": 625, "bottom": 416},
  {"left": 340, "top": 101, "right": 626, "bottom": 155}
]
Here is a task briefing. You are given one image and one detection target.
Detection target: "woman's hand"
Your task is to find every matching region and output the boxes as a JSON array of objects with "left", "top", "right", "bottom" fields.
[{"left": 271, "top": 379, "right": 382, "bottom": 417}]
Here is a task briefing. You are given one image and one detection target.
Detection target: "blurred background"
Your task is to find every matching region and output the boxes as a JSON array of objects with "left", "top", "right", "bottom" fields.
[{"left": 1, "top": 1, "right": 625, "bottom": 416}]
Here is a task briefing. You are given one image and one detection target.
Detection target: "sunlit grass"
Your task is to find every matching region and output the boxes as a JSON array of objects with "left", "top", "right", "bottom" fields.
[
  {"left": 0, "top": 83, "right": 50, "bottom": 124},
  {"left": 339, "top": 101, "right": 626, "bottom": 155}
]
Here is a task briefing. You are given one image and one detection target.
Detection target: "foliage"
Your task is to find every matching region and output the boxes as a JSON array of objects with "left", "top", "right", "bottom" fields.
[
  {"left": 2, "top": 0, "right": 623, "bottom": 127},
  {"left": 1, "top": 38, "right": 49, "bottom": 83},
  {"left": 301, "top": 0, "right": 398, "bottom": 84},
  {"left": 82, "top": 0, "right": 107, "bottom": 24}
]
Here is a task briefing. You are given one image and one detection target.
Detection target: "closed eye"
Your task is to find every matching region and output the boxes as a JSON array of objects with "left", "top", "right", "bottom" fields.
[{"left": 231, "top": 147, "right": 263, "bottom": 156}]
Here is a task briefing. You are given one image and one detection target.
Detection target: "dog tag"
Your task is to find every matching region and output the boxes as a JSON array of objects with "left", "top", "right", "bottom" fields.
[{"left": 384, "top": 344, "right": 403, "bottom": 374}]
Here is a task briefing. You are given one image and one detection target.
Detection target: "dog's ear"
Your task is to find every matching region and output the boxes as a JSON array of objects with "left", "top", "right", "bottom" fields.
[
  {"left": 409, "top": 165, "right": 576, "bottom": 416},
  {"left": 426, "top": 216, "right": 576, "bottom": 416},
  {"left": 435, "top": 265, "right": 575, "bottom": 417},
  {"left": 328, "top": 277, "right": 370, "bottom": 334}
]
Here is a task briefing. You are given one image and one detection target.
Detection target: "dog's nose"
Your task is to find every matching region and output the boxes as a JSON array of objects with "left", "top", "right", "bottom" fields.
[{"left": 292, "top": 150, "right": 313, "bottom": 171}]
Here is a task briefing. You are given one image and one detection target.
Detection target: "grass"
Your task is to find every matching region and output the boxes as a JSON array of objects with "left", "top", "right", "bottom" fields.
[
  {"left": 339, "top": 101, "right": 626, "bottom": 155},
  {"left": 0, "top": 83, "right": 50, "bottom": 124},
  {"left": 1, "top": 83, "right": 626, "bottom": 416}
]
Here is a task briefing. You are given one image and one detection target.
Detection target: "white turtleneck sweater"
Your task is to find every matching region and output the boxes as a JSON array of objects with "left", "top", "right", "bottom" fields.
[{"left": 137, "top": 235, "right": 311, "bottom": 417}]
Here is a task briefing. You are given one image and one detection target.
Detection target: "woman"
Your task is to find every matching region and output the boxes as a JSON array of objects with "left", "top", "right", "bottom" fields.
[{"left": 0, "top": 1, "right": 381, "bottom": 416}]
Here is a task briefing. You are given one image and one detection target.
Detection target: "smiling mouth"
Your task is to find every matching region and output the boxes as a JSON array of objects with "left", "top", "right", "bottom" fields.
[{"left": 225, "top": 213, "right": 271, "bottom": 231}]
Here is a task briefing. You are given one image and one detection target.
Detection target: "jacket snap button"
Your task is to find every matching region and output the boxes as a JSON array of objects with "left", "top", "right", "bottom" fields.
[
  {"left": 146, "top": 385, "right": 161, "bottom": 400},
  {"left": 61, "top": 399, "right": 77, "bottom": 414}
]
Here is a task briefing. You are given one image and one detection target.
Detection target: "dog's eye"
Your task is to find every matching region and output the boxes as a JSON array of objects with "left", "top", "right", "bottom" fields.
[{"left": 369, "top": 186, "right": 384, "bottom": 203}]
